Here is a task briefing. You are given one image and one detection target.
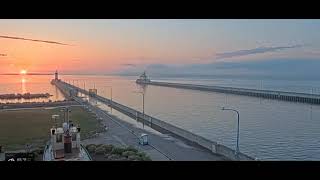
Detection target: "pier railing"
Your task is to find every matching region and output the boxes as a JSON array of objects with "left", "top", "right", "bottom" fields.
[{"left": 53, "top": 80, "right": 255, "bottom": 161}]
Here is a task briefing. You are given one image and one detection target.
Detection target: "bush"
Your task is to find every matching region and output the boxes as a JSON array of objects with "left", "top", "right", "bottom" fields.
[
  {"left": 94, "top": 144, "right": 103, "bottom": 148},
  {"left": 128, "top": 155, "right": 140, "bottom": 161},
  {"left": 136, "top": 151, "right": 151, "bottom": 161},
  {"left": 125, "top": 146, "right": 138, "bottom": 153},
  {"left": 141, "top": 155, "right": 151, "bottom": 161},
  {"left": 86, "top": 144, "right": 97, "bottom": 153},
  {"left": 111, "top": 147, "right": 126, "bottom": 155},
  {"left": 107, "top": 154, "right": 121, "bottom": 161},
  {"left": 89, "top": 144, "right": 152, "bottom": 161},
  {"left": 95, "top": 146, "right": 106, "bottom": 155},
  {"left": 102, "top": 144, "right": 114, "bottom": 153},
  {"left": 122, "top": 151, "right": 136, "bottom": 158}
]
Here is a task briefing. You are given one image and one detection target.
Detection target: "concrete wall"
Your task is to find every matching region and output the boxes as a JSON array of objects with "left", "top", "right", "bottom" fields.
[
  {"left": 141, "top": 81, "right": 320, "bottom": 105},
  {"left": 141, "top": 113, "right": 254, "bottom": 160},
  {"left": 97, "top": 91, "right": 255, "bottom": 160}
]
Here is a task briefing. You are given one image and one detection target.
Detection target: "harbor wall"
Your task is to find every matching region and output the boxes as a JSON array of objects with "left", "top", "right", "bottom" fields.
[{"left": 138, "top": 81, "right": 320, "bottom": 105}]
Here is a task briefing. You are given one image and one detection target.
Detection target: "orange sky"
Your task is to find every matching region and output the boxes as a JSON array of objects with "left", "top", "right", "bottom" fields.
[
  {"left": 0, "top": 19, "right": 318, "bottom": 74},
  {"left": 0, "top": 38, "right": 123, "bottom": 73},
  {"left": 0, "top": 20, "right": 225, "bottom": 74}
]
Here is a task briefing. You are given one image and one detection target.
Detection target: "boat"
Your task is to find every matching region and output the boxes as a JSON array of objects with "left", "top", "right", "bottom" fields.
[
  {"left": 43, "top": 112, "right": 92, "bottom": 161},
  {"left": 136, "top": 71, "right": 151, "bottom": 84}
]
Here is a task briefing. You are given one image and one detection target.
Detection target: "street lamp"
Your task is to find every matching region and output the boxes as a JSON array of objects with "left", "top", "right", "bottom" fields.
[
  {"left": 221, "top": 107, "right": 240, "bottom": 156},
  {"left": 105, "top": 86, "right": 113, "bottom": 113},
  {"left": 105, "top": 86, "right": 113, "bottom": 102},
  {"left": 133, "top": 91, "right": 145, "bottom": 128}
]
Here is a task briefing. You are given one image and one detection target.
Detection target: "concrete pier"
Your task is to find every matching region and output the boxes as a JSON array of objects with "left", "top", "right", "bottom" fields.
[
  {"left": 137, "top": 81, "right": 320, "bottom": 105},
  {"left": 52, "top": 79, "right": 255, "bottom": 161}
]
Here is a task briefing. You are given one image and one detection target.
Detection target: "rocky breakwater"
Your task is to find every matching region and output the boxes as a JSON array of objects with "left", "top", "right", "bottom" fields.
[{"left": 0, "top": 93, "right": 52, "bottom": 100}]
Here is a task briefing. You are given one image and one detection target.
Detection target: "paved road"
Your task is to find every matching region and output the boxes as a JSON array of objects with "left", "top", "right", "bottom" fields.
[{"left": 78, "top": 96, "right": 228, "bottom": 161}]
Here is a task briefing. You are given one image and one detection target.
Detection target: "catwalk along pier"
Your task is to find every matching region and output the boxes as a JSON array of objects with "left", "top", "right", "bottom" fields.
[{"left": 137, "top": 80, "right": 320, "bottom": 105}]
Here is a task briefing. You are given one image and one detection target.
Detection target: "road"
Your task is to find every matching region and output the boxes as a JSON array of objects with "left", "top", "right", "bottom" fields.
[{"left": 78, "top": 96, "right": 228, "bottom": 161}]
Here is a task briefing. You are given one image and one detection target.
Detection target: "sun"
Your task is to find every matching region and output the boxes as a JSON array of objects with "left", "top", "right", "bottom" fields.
[{"left": 20, "top": 69, "right": 27, "bottom": 75}]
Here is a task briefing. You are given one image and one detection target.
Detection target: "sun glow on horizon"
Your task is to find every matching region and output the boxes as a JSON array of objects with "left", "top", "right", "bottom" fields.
[{"left": 20, "top": 69, "right": 27, "bottom": 75}]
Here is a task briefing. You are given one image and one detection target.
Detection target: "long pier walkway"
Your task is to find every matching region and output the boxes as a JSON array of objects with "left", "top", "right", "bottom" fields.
[
  {"left": 137, "top": 81, "right": 320, "bottom": 105},
  {"left": 52, "top": 79, "right": 255, "bottom": 160}
]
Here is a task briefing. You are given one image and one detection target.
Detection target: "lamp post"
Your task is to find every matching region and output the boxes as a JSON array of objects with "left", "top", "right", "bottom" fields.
[
  {"left": 221, "top": 107, "right": 240, "bottom": 156},
  {"left": 105, "top": 86, "right": 113, "bottom": 113},
  {"left": 133, "top": 91, "right": 145, "bottom": 128}
]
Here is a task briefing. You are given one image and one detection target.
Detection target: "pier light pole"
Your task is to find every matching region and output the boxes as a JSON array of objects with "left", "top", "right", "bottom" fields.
[
  {"left": 105, "top": 86, "right": 113, "bottom": 102},
  {"left": 105, "top": 86, "right": 113, "bottom": 113},
  {"left": 221, "top": 107, "right": 240, "bottom": 156},
  {"left": 133, "top": 91, "right": 145, "bottom": 128}
]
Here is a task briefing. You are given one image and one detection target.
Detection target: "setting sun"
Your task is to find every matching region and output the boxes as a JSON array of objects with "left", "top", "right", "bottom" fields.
[{"left": 20, "top": 69, "right": 27, "bottom": 75}]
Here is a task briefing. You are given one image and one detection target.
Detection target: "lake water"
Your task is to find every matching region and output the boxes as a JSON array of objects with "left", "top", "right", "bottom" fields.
[
  {"left": 1, "top": 74, "right": 319, "bottom": 160},
  {"left": 0, "top": 75, "right": 65, "bottom": 103}
]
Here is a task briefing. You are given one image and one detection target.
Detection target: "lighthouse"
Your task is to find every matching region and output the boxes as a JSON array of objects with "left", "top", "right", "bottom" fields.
[{"left": 55, "top": 70, "right": 59, "bottom": 80}]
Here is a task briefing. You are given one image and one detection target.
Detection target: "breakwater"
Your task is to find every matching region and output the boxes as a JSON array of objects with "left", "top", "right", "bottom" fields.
[
  {"left": 0, "top": 93, "right": 52, "bottom": 100},
  {"left": 137, "top": 81, "right": 320, "bottom": 105}
]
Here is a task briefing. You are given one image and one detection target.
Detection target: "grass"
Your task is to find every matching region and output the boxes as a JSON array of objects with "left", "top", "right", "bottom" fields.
[{"left": 0, "top": 106, "right": 100, "bottom": 151}]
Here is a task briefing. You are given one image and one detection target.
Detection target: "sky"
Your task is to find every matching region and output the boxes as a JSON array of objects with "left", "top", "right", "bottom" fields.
[{"left": 0, "top": 19, "right": 320, "bottom": 76}]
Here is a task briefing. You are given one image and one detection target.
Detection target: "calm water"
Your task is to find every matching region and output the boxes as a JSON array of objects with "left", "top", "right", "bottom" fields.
[
  {"left": 0, "top": 75, "right": 65, "bottom": 103},
  {"left": 1, "top": 74, "right": 319, "bottom": 160}
]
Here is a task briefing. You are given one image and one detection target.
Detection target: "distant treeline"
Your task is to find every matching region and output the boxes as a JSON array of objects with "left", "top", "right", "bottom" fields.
[{"left": 0, "top": 93, "right": 52, "bottom": 100}]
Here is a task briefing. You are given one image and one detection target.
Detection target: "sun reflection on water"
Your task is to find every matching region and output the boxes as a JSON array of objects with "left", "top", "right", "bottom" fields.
[{"left": 21, "top": 76, "right": 27, "bottom": 94}]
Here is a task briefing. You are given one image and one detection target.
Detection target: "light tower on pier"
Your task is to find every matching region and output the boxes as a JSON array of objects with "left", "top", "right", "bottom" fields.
[{"left": 55, "top": 70, "right": 59, "bottom": 80}]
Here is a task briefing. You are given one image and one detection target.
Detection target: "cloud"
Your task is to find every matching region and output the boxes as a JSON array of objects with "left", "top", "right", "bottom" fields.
[
  {"left": 122, "top": 63, "right": 137, "bottom": 67},
  {"left": 0, "top": 35, "right": 71, "bottom": 46},
  {"left": 115, "top": 58, "right": 320, "bottom": 80},
  {"left": 147, "top": 64, "right": 169, "bottom": 69},
  {"left": 215, "top": 45, "right": 303, "bottom": 59}
]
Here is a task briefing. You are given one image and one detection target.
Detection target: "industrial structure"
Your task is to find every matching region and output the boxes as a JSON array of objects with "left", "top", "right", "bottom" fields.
[{"left": 43, "top": 110, "right": 92, "bottom": 161}]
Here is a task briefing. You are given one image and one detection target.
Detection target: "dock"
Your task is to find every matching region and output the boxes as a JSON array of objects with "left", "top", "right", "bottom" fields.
[
  {"left": 52, "top": 79, "right": 255, "bottom": 161},
  {"left": 137, "top": 81, "right": 320, "bottom": 105}
]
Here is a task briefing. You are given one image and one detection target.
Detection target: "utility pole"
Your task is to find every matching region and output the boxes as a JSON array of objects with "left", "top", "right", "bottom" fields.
[
  {"left": 133, "top": 91, "right": 145, "bottom": 129},
  {"left": 110, "top": 87, "right": 113, "bottom": 113},
  {"left": 142, "top": 92, "right": 145, "bottom": 117}
]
